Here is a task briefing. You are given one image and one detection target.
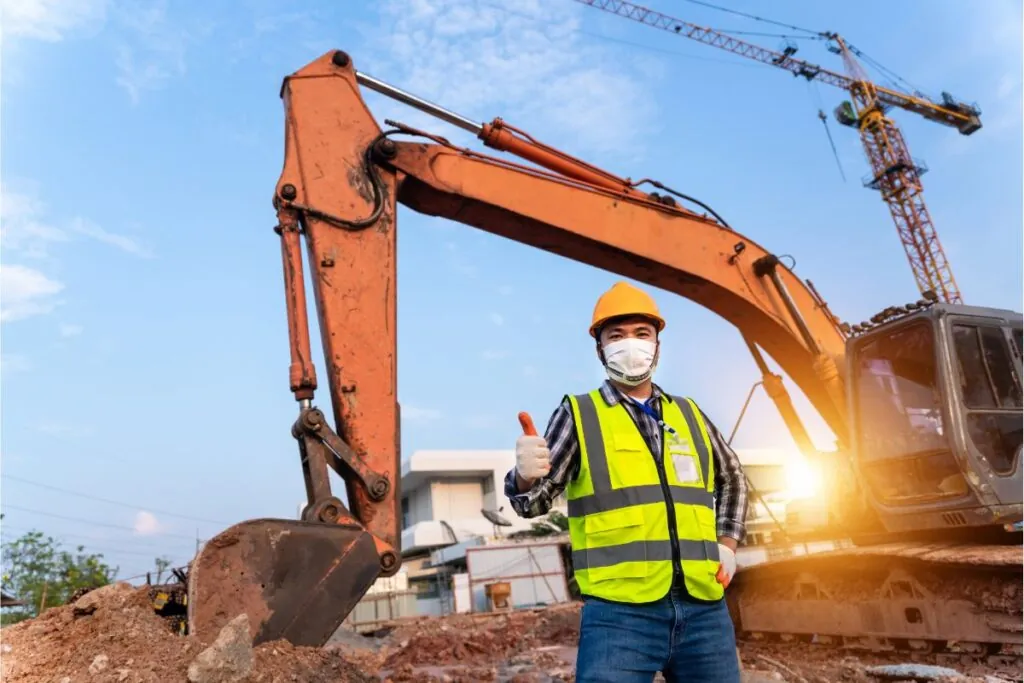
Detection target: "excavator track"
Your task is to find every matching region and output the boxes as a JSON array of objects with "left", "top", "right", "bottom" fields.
[{"left": 728, "top": 541, "right": 1023, "bottom": 670}]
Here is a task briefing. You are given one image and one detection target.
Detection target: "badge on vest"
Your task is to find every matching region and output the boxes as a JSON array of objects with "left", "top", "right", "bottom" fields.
[{"left": 669, "top": 442, "right": 701, "bottom": 484}]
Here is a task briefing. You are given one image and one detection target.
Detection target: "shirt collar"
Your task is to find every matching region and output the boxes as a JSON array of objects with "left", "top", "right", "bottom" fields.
[{"left": 598, "top": 379, "right": 673, "bottom": 406}]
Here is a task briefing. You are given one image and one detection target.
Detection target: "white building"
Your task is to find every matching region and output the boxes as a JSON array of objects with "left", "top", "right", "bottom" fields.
[
  {"left": 400, "top": 450, "right": 567, "bottom": 553},
  {"left": 397, "top": 450, "right": 568, "bottom": 615}
]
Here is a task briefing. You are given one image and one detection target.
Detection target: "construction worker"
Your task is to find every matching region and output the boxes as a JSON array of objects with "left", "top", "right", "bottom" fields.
[{"left": 505, "top": 281, "right": 748, "bottom": 683}]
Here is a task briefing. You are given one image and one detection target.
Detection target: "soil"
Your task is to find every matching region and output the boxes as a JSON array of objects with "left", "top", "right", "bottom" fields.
[
  {"left": 0, "top": 583, "right": 375, "bottom": 683},
  {"left": 0, "top": 584, "right": 1017, "bottom": 683}
]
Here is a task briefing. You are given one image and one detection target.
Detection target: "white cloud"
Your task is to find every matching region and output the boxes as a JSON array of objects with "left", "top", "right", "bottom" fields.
[
  {"left": 402, "top": 405, "right": 442, "bottom": 421},
  {"left": 489, "top": 312, "right": 505, "bottom": 326},
  {"left": 133, "top": 510, "right": 163, "bottom": 536},
  {"left": 0, "top": 353, "right": 33, "bottom": 373},
  {"left": 59, "top": 323, "right": 84, "bottom": 337},
  {"left": 0, "top": 0, "right": 197, "bottom": 103},
  {"left": 0, "top": 264, "right": 64, "bottom": 322},
  {"left": 481, "top": 349, "right": 508, "bottom": 360},
  {"left": 69, "top": 218, "right": 154, "bottom": 258},
  {"left": 112, "top": 0, "right": 203, "bottom": 104},
  {"left": 3, "top": 183, "right": 151, "bottom": 260},
  {"left": 361, "top": 0, "right": 662, "bottom": 159},
  {"left": 0, "top": 184, "right": 70, "bottom": 258},
  {"left": 0, "top": 0, "right": 108, "bottom": 42},
  {"left": 0, "top": 182, "right": 155, "bottom": 322},
  {"left": 33, "top": 421, "right": 94, "bottom": 438}
]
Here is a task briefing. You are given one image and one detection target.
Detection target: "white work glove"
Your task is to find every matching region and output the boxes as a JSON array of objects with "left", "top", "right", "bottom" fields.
[
  {"left": 515, "top": 435, "right": 550, "bottom": 481},
  {"left": 716, "top": 544, "right": 736, "bottom": 589}
]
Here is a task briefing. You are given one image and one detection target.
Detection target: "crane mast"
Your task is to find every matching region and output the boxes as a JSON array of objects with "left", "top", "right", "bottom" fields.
[
  {"left": 571, "top": 0, "right": 981, "bottom": 304},
  {"left": 830, "top": 35, "right": 962, "bottom": 304}
]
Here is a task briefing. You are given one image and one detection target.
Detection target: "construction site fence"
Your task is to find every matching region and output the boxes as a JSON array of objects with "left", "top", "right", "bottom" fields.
[{"left": 341, "top": 589, "right": 419, "bottom": 633}]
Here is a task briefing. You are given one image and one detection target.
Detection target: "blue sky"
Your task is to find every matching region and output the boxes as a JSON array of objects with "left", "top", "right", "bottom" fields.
[{"left": 1, "top": 0, "right": 1020, "bottom": 579}]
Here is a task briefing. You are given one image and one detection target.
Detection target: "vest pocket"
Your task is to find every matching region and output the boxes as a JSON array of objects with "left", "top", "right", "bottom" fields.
[
  {"left": 583, "top": 505, "right": 645, "bottom": 535},
  {"left": 581, "top": 506, "right": 648, "bottom": 582}
]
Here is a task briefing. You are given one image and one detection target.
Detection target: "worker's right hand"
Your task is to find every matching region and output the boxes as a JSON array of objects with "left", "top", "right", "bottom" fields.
[{"left": 515, "top": 434, "right": 551, "bottom": 481}]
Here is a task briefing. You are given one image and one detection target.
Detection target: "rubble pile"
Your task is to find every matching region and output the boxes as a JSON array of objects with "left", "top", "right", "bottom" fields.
[
  {"left": 1, "top": 585, "right": 1017, "bottom": 683},
  {"left": 0, "top": 583, "right": 376, "bottom": 683},
  {"left": 739, "top": 643, "right": 1019, "bottom": 683},
  {"left": 329, "top": 605, "right": 581, "bottom": 682}
]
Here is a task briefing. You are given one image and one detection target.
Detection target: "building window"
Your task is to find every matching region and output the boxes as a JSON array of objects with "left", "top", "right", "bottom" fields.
[
  {"left": 482, "top": 476, "right": 494, "bottom": 495},
  {"left": 413, "top": 579, "right": 440, "bottom": 599},
  {"left": 401, "top": 496, "right": 410, "bottom": 529}
]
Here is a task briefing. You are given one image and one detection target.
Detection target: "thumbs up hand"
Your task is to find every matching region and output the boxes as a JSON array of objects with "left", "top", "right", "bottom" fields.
[{"left": 515, "top": 412, "right": 550, "bottom": 481}]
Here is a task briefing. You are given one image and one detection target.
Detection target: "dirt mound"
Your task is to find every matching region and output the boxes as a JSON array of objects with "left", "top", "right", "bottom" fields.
[
  {"left": 523, "top": 605, "right": 580, "bottom": 645},
  {"left": 0, "top": 582, "right": 376, "bottom": 683},
  {"left": 362, "top": 605, "right": 581, "bottom": 682},
  {"left": 384, "top": 629, "right": 520, "bottom": 669}
]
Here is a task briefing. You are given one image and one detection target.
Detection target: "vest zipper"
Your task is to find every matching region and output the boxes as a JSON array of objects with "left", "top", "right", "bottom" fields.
[
  {"left": 624, "top": 399, "right": 684, "bottom": 586},
  {"left": 654, "top": 423, "right": 684, "bottom": 585}
]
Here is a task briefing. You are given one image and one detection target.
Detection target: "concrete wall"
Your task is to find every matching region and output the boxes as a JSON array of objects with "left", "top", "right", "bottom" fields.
[
  {"left": 404, "top": 482, "right": 434, "bottom": 527},
  {"left": 343, "top": 591, "right": 419, "bottom": 632},
  {"left": 466, "top": 544, "right": 569, "bottom": 612},
  {"left": 417, "top": 596, "right": 444, "bottom": 617},
  {"left": 430, "top": 477, "right": 485, "bottom": 522}
]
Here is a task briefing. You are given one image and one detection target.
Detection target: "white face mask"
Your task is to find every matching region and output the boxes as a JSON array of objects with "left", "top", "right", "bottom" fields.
[{"left": 602, "top": 338, "right": 659, "bottom": 386}]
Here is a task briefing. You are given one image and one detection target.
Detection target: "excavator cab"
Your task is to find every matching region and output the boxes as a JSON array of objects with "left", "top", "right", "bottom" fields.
[{"left": 847, "top": 302, "right": 1023, "bottom": 535}]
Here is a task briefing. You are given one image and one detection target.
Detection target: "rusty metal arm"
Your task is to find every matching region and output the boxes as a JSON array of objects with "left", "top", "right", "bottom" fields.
[{"left": 275, "top": 51, "right": 853, "bottom": 472}]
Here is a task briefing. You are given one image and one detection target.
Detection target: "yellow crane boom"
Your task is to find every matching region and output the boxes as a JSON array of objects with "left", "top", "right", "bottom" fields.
[{"left": 572, "top": 0, "right": 982, "bottom": 304}]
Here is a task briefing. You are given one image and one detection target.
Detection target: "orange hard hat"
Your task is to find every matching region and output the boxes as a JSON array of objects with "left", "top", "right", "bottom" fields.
[{"left": 589, "top": 281, "right": 666, "bottom": 338}]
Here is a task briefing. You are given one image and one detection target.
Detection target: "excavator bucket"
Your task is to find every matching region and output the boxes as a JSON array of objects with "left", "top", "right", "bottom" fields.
[{"left": 186, "top": 518, "right": 381, "bottom": 647}]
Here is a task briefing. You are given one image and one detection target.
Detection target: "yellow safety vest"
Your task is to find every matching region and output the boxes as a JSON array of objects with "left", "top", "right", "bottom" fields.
[{"left": 565, "top": 390, "right": 723, "bottom": 603}]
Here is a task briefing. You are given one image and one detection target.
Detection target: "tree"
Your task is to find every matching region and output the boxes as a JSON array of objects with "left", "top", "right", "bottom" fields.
[
  {"left": 509, "top": 511, "right": 570, "bottom": 539},
  {"left": 1, "top": 528, "right": 118, "bottom": 625}
]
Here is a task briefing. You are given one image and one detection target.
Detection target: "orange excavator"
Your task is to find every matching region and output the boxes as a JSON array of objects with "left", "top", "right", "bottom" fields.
[{"left": 186, "top": 51, "right": 1022, "bottom": 657}]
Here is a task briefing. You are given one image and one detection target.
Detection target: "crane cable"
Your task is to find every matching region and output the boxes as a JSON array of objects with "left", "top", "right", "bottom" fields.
[
  {"left": 703, "top": 28, "right": 825, "bottom": 41},
  {"left": 807, "top": 81, "right": 846, "bottom": 183},
  {"left": 678, "top": 0, "right": 930, "bottom": 101},
  {"left": 846, "top": 43, "right": 927, "bottom": 98},
  {"left": 818, "top": 110, "right": 847, "bottom": 183},
  {"left": 678, "top": 0, "right": 823, "bottom": 36}
]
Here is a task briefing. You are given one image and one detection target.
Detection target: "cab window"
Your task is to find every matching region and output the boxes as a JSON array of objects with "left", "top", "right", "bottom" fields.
[{"left": 951, "top": 324, "right": 1022, "bottom": 474}]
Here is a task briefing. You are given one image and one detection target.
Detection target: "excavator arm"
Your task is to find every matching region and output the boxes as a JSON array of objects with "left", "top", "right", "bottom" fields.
[{"left": 187, "top": 50, "right": 852, "bottom": 648}]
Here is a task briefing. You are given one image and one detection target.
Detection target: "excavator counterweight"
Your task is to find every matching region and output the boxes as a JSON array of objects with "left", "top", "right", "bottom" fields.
[{"left": 185, "top": 50, "right": 1022, "bottom": 655}]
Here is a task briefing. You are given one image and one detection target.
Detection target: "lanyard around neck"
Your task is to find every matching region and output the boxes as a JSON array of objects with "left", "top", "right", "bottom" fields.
[{"left": 631, "top": 396, "right": 680, "bottom": 440}]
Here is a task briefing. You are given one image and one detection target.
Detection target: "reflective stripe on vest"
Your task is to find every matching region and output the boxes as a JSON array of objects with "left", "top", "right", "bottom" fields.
[
  {"left": 565, "top": 390, "right": 724, "bottom": 603},
  {"left": 571, "top": 537, "right": 720, "bottom": 572},
  {"left": 567, "top": 392, "right": 716, "bottom": 518}
]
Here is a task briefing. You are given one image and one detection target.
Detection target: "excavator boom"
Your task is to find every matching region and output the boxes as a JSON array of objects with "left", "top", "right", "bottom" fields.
[
  {"left": 186, "top": 49, "right": 848, "bottom": 646},
  {"left": 186, "top": 50, "right": 1021, "bottom": 653}
]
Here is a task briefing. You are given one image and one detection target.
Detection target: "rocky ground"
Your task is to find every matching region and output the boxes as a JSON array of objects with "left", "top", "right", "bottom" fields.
[
  {"left": 0, "top": 583, "right": 374, "bottom": 683},
  {"left": 0, "top": 583, "right": 1018, "bottom": 683}
]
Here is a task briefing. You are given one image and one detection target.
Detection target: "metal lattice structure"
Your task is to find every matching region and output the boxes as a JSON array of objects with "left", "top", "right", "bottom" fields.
[{"left": 572, "top": 0, "right": 982, "bottom": 303}]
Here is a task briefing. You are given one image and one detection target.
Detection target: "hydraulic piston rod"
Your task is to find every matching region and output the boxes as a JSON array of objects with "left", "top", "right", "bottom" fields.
[
  {"left": 353, "top": 69, "right": 679, "bottom": 202},
  {"left": 356, "top": 71, "right": 482, "bottom": 134}
]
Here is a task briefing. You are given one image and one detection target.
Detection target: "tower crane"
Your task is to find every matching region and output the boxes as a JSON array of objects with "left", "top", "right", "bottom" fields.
[{"left": 572, "top": 0, "right": 982, "bottom": 305}]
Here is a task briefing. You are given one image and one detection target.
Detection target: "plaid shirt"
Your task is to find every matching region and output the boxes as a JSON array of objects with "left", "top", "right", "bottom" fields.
[{"left": 504, "top": 380, "right": 749, "bottom": 543}]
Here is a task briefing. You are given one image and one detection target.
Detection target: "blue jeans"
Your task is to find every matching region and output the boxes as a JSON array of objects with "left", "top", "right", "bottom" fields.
[{"left": 575, "top": 586, "right": 741, "bottom": 682}]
